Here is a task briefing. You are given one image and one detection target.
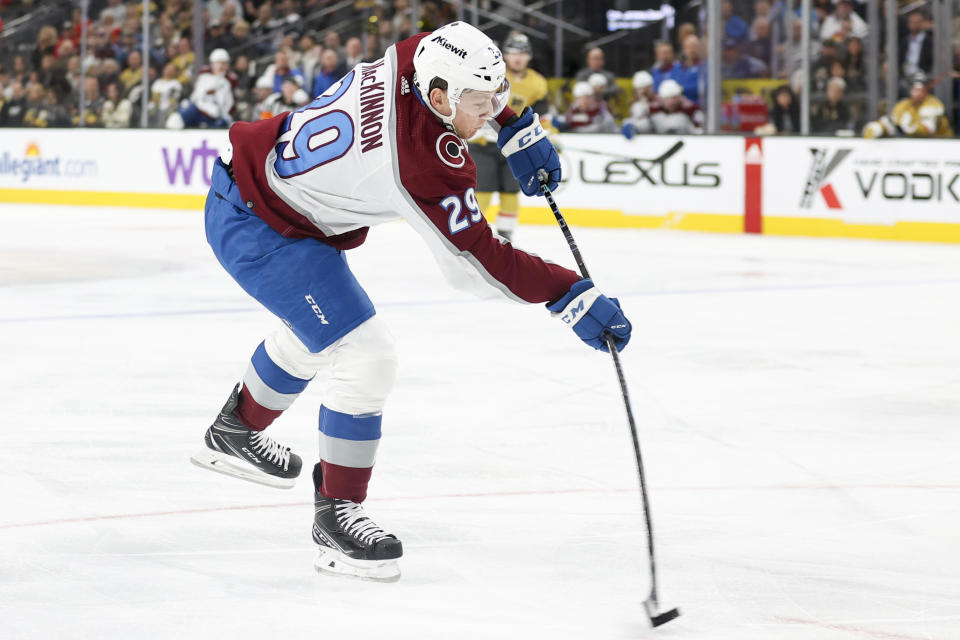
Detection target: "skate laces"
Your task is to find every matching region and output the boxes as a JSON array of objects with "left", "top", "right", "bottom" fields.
[
  {"left": 335, "top": 501, "right": 392, "bottom": 545},
  {"left": 248, "top": 431, "right": 291, "bottom": 470}
]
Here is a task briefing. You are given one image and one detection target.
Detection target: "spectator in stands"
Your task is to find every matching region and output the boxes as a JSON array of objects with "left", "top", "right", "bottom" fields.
[
  {"left": 622, "top": 71, "right": 655, "bottom": 138},
  {"left": 844, "top": 37, "right": 865, "bottom": 91},
  {"left": 206, "top": 21, "right": 230, "bottom": 53},
  {"left": 102, "top": 81, "right": 132, "bottom": 128},
  {"left": 323, "top": 30, "right": 346, "bottom": 65},
  {"left": 311, "top": 49, "right": 341, "bottom": 97},
  {"left": 812, "top": 76, "right": 852, "bottom": 134},
  {"left": 750, "top": 1, "right": 772, "bottom": 39},
  {"left": 575, "top": 47, "right": 619, "bottom": 99},
  {"left": 275, "top": 0, "right": 302, "bottom": 34},
  {"left": 650, "top": 40, "right": 682, "bottom": 92},
  {"left": 119, "top": 50, "right": 143, "bottom": 96},
  {"left": 98, "top": 59, "right": 121, "bottom": 92},
  {"left": 721, "top": 37, "right": 767, "bottom": 79},
  {"left": 820, "top": 0, "right": 867, "bottom": 41},
  {"left": 344, "top": 37, "right": 364, "bottom": 69},
  {"left": 65, "top": 55, "right": 83, "bottom": 97},
  {"left": 32, "top": 25, "right": 58, "bottom": 71},
  {"left": 298, "top": 34, "right": 322, "bottom": 81},
  {"left": 256, "top": 74, "right": 309, "bottom": 119},
  {"left": 553, "top": 81, "right": 617, "bottom": 134},
  {"left": 10, "top": 55, "right": 29, "bottom": 86},
  {"left": 208, "top": 0, "right": 243, "bottom": 25},
  {"left": 220, "top": 2, "right": 241, "bottom": 31},
  {"left": 745, "top": 17, "right": 772, "bottom": 66},
  {"left": 650, "top": 79, "right": 702, "bottom": 134},
  {"left": 73, "top": 77, "right": 104, "bottom": 127},
  {"left": 36, "top": 53, "right": 71, "bottom": 103},
  {"left": 150, "top": 62, "right": 183, "bottom": 126},
  {"left": 680, "top": 34, "right": 702, "bottom": 104},
  {"left": 171, "top": 38, "right": 195, "bottom": 85},
  {"left": 100, "top": 0, "right": 126, "bottom": 24},
  {"left": 0, "top": 81, "right": 27, "bottom": 126},
  {"left": 166, "top": 49, "right": 235, "bottom": 129},
  {"left": 676, "top": 23, "right": 697, "bottom": 48},
  {"left": 251, "top": 3, "right": 283, "bottom": 50},
  {"left": 766, "top": 84, "right": 800, "bottom": 134},
  {"left": 722, "top": 1, "right": 748, "bottom": 44},
  {"left": 863, "top": 72, "right": 953, "bottom": 138},
  {"left": 812, "top": 39, "right": 841, "bottom": 91},
  {"left": 260, "top": 49, "right": 304, "bottom": 94},
  {"left": 899, "top": 9, "right": 933, "bottom": 79}
]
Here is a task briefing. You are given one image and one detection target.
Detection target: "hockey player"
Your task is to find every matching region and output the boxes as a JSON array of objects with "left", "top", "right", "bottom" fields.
[
  {"left": 621, "top": 70, "right": 656, "bottom": 138},
  {"left": 648, "top": 79, "right": 702, "bottom": 135},
  {"left": 191, "top": 21, "right": 632, "bottom": 582},
  {"left": 862, "top": 72, "right": 953, "bottom": 139},
  {"left": 553, "top": 81, "right": 618, "bottom": 134},
  {"left": 166, "top": 48, "right": 235, "bottom": 129},
  {"left": 467, "top": 32, "right": 549, "bottom": 242}
]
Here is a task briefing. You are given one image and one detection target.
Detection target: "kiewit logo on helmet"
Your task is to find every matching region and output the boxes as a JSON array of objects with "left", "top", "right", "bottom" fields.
[{"left": 431, "top": 34, "right": 468, "bottom": 59}]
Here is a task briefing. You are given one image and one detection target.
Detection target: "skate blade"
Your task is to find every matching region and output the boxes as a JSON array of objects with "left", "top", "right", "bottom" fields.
[
  {"left": 190, "top": 449, "right": 296, "bottom": 490},
  {"left": 314, "top": 546, "right": 401, "bottom": 583}
]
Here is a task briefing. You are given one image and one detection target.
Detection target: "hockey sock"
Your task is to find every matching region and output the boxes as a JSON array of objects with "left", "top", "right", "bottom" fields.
[
  {"left": 236, "top": 341, "right": 312, "bottom": 430},
  {"left": 475, "top": 191, "right": 494, "bottom": 213},
  {"left": 496, "top": 192, "right": 519, "bottom": 233},
  {"left": 317, "top": 405, "right": 381, "bottom": 503}
]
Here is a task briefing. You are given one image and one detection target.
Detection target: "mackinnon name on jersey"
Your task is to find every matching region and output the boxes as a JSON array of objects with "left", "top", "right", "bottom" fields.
[{"left": 359, "top": 60, "right": 386, "bottom": 153}]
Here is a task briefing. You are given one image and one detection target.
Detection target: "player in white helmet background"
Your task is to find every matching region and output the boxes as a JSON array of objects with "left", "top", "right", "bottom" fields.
[
  {"left": 621, "top": 70, "right": 656, "bottom": 138},
  {"left": 192, "top": 21, "right": 632, "bottom": 582},
  {"left": 166, "top": 48, "right": 235, "bottom": 129}
]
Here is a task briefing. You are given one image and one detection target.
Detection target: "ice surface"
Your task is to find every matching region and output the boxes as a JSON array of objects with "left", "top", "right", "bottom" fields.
[{"left": 1, "top": 204, "right": 959, "bottom": 640}]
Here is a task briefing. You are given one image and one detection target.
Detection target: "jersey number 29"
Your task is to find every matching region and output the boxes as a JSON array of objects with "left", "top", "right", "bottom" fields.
[{"left": 273, "top": 71, "right": 356, "bottom": 178}]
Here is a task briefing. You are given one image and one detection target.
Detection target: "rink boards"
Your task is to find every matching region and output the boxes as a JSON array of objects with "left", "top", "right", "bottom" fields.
[{"left": 0, "top": 128, "right": 957, "bottom": 243}]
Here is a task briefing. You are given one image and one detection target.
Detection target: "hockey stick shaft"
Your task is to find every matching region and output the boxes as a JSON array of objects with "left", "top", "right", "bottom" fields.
[{"left": 537, "top": 170, "right": 678, "bottom": 627}]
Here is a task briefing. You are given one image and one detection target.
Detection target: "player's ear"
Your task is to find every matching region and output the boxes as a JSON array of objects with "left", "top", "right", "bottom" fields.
[{"left": 429, "top": 87, "right": 452, "bottom": 116}]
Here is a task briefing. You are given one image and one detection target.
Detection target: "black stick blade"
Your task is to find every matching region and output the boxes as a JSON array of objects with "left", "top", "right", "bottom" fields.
[{"left": 649, "top": 607, "right": 680, "bottom": 628}]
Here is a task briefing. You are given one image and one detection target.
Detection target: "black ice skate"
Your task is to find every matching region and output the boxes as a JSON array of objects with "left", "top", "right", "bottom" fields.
[
  {"left": 312, "top": 464, "right": 403, "bottom": 582},
  {"left": 190, "top": 384, "right": 302, "bottom": 489}
]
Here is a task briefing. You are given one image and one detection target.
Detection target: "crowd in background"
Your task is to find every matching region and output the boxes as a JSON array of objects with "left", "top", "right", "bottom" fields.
[{"left": 0, "top": 0, "right": 956, "bottom": 138}]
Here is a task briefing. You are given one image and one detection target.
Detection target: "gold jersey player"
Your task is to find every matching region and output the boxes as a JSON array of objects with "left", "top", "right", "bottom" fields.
[{"left": 467, "top": 32, "right": 550, "bottom": 241}]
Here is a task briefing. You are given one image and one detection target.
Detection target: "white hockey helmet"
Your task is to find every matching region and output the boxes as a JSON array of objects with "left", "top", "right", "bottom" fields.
[
  {"left": 632, "top": 70, "right": 653, "bottom": 89},
  {"left": 587, "top": 73, "right": 607, "bottom": 90},
  {"left": 209, "top": 48, "right": 230, "bottom": 64},
  {"left": 413, "top": 21, "right": 510, "bottom": 128},
  {"left": 571, "top": 81, "right": 593, "bottom": 99},
  {"left": 658, "top": 78, "right": 683, "bottom": 99}
]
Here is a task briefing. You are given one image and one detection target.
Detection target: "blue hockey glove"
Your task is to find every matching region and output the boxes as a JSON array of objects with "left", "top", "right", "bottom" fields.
[
  {"left": 621, "top": 121, "right": 636, "bottom": 140},
  {"left": 546, "top": 279, "right": 631, "bottom": 353},
  {"left": 498, "top": 107, "right": 561, "bottom": 195}
]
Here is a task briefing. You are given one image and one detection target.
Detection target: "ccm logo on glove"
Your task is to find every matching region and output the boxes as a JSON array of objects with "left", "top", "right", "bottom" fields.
[{"left": 547, "top": 279, "right": 632, "bottom": 353}]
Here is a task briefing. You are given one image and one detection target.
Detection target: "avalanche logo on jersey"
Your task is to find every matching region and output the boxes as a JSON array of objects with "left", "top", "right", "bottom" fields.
[{"left": 436, "top": 132, "right": 466, "bottom": 168}]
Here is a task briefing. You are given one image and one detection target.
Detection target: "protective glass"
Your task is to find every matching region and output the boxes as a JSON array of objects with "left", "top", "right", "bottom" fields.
[{"left": 454, "top": 79, "right": 511, "bottom": 119}]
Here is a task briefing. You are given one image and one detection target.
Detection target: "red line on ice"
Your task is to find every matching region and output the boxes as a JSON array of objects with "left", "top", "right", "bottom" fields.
[
  {"left": 2, "top": 484, "right": 957, "bottom": 530},
  {"left": 777, "top": 616, "right": 938, "bottom": 640}
]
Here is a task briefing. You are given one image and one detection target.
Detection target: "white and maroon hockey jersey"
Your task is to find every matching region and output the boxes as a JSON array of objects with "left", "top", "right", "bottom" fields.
[{"left": 228, "top": 32, "right": 577, "bottom": 304}]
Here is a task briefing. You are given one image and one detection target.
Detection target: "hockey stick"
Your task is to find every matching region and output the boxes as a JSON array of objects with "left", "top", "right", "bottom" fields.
[
  {"left": 559, "top": 139, "right": 684, "bottom": 165},
  {"left": 538, "top": 168, "right": 680, "bottom": 629}
]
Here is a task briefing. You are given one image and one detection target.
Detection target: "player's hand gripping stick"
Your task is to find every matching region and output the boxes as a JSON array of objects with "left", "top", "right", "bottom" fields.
[{"left": 537, "top": 169, "right": 681, "bottom": 629}]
